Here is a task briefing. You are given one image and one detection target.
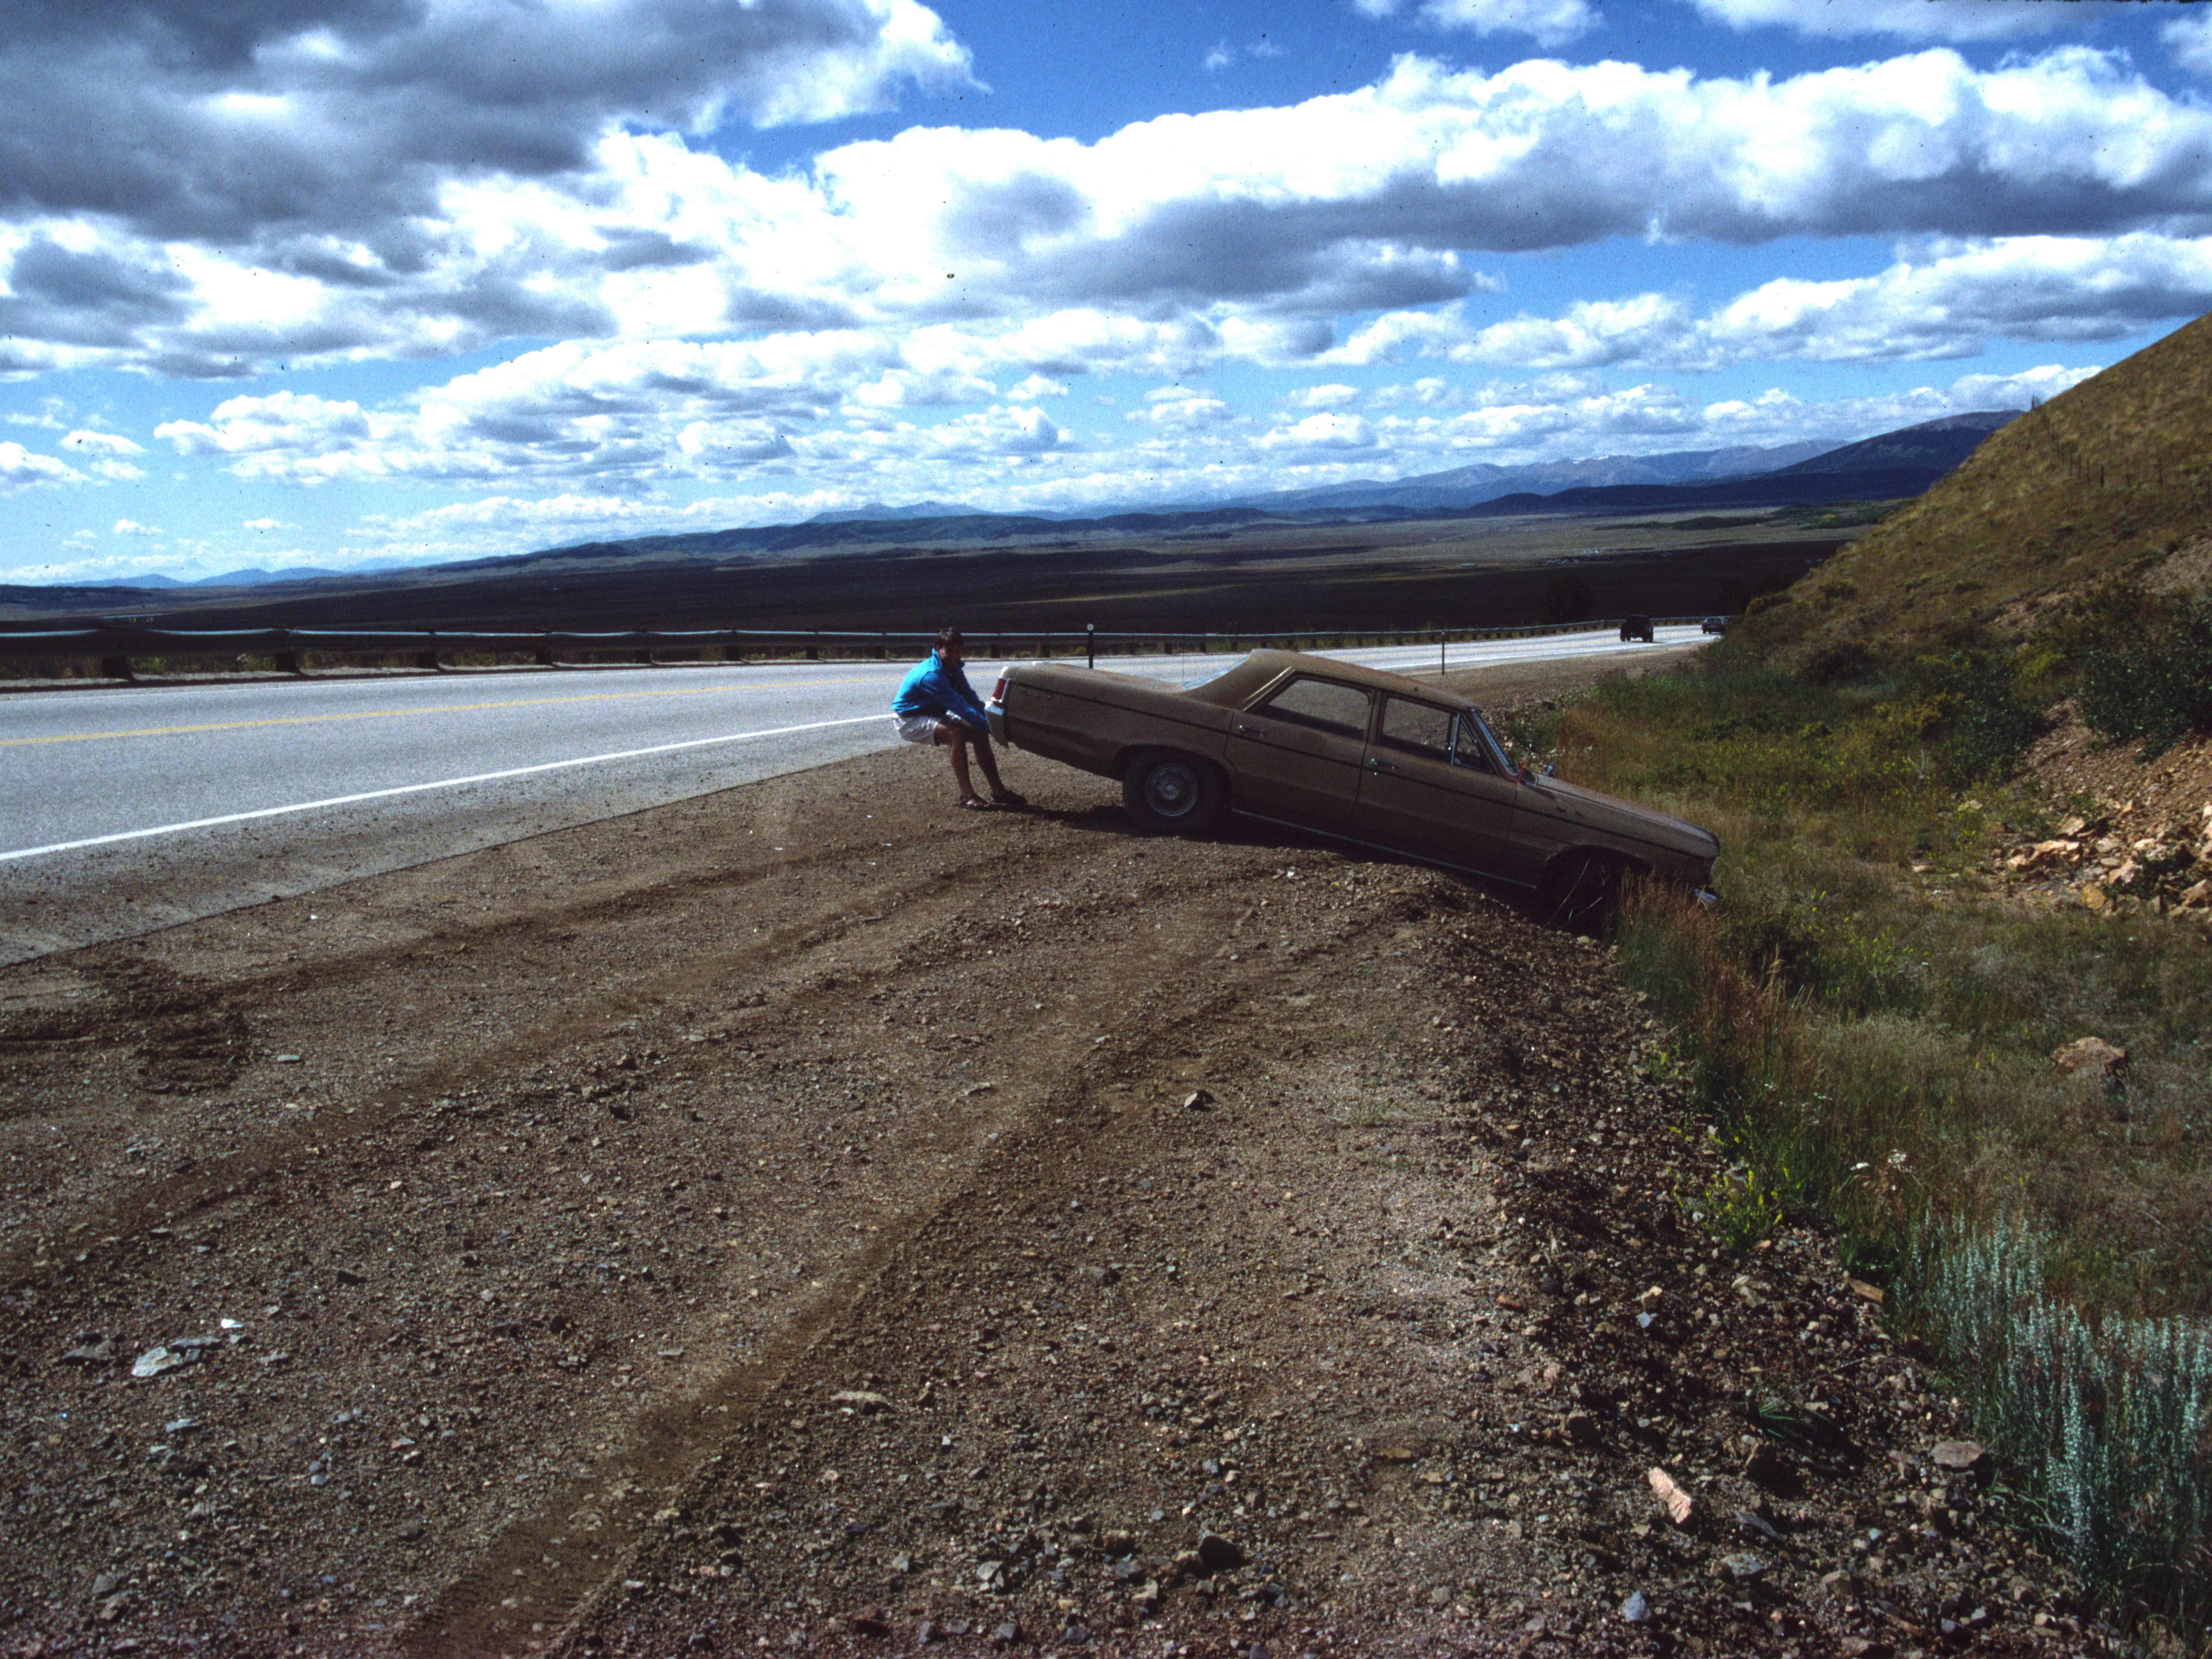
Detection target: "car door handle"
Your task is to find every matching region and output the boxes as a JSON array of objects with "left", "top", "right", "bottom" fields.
[
  {"left": 1366, "top": 756, "right": 1395, "bottom": 773},
  {"left": 1235, "top": 722, "right": 1268, "bottom": 736}
]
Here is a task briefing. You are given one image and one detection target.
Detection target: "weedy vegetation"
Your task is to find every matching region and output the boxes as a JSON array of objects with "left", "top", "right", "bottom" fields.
[{"left": 1505, "top": 645, "right": 2212, "bottom": 1634}]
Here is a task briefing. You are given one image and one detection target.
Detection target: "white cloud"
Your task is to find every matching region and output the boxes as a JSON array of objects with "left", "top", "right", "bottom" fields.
[
  {"left": 1006, "top": 374, "right": 1068, "bottom": 401},
  {"left": 0, "top": 441, "right": 78, "bottom": 492},
  {"left": 2166, "top": 12, "right": 2212, "bottom": 78},
  {"left": 1130, "top": 388, "right": 1239, "bottom": 429},
  {"left": 1205, "top": 42, "right": 1235, "bottom": 72},
  {"left": 1289, "top": 383, "right": 1363, "bottom": 408},
  {"left": 59, "top": 428, "right": 147, "bottom": 480},
  {"left": 1400, "top": 0, "right": 1598, "bottom": 47},
  {"left": 1320, "top": 236, "right": 2212, "bottom": 372},
  {"left": 1684, "top": 0, "right": 2065, "bottom": 42},
  {"left": 112, "top": 518, "right": 161, "bottom": 536},
  {"left": 7, "top": 46, "right": 2212, "bottom": 379},
  {"left": 1262, "top": 411, "right": 1378, "bottom": 450},
  {"left": 243, "top": 517, "right": 293, "bottom": 531}
]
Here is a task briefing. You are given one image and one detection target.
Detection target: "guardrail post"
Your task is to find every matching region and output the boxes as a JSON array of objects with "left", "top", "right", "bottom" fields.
[
  {"left": 807, "top": 632, "right": 819, "bottom": 662},
  {"left": 416, "top": 633, "right": 443, "bottom": 671},
  {"left": 272, "top": 630, "right": 304, "bottom": 676},
  {"left": 100, "top": 653, "right": 134, "bottom": 681},
  {"left": 535, "top": 634, "right": 558, "bottom": 667},
  {"left": 634, "top": 632, "right": 653, "bottom": 666},
  {"left": 1086, "top": 623, "right": 1095, "bottom": 670}
]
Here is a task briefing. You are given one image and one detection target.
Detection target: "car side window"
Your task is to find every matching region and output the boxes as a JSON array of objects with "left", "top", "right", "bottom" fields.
[
  {"left": 1378, "top": 697, "right": 1454, "bottom": 761},
  {"left": 1453, "top": 716, "right": 1500, "bottom": 774},
  {"left": 1255, "top": 677, "right": 1373, "bottom": 738}
]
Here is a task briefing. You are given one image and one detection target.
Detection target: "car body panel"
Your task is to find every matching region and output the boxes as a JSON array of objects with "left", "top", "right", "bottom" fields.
[
  {"left": 986, "top": 649, "right": 1718, "bottom": 893},
  {"left": 1222, "top": 675, "right": 1373, "bottom": 828}
]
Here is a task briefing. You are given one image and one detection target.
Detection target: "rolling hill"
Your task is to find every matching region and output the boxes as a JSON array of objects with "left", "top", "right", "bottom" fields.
[{"left": 1731, "top": 310, "right": 2212, "bottom": 668}]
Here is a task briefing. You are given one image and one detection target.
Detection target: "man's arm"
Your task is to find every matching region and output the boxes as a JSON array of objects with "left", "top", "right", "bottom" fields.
[{"left": 936, "top": 663, "right": 991, "bottom": 730}]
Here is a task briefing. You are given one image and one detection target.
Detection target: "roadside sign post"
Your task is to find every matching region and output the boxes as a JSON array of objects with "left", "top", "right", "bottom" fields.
[{"left": 1087, "top": 623, "right": 1096, "bottom": 670}]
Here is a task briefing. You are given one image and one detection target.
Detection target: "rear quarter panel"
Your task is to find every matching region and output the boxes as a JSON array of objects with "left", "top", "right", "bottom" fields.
[{"left": 1001, "top": 667, "right": 1232, "bottom": 779}]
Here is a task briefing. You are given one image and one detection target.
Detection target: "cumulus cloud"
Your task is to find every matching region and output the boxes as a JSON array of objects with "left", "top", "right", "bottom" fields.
[
  {"left": 0, "top": 441, "right": 79, "bottom": 492},
  {"left": 2166, "top": 12, "right": 2212, "bottom": 78},
  {"left": 1683, "top": 0, "right": 2065, "bottom": 42},
  {"left": 6, "top": 46, "right": 2212, "bottom": 378},
  {"left": 59, "top": 428, "right": 147, "bottom": 479},
  {"left": 1359, "top": 0, "right": 1598, "bottom": 48},
  {"left": 112, "top": 518, "right": 161, "bottom": 536},
  {"left": 0, "top": 0, "right": 972, "bottom": 246},
  {"left": 1320, "top": 236, "right": 2212, "bottom": 372},
  {"left": 1130, "top": 387, "right": 1239, "bottom": 429}
]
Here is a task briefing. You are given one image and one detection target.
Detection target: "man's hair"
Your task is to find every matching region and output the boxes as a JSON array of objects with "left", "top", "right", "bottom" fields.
[{"left": 935, "top": 627, "right": 963, "bottom": 652}]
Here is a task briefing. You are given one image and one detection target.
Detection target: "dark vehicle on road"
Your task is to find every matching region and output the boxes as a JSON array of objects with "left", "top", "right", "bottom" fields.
[
  {"left": 987, "top": 649, "right": 1717, "bottom": 926},
  {"left": 1619, "top": 613, "right": 1655, "bottom": 642},
  {"left": 1702, "top": 615, "right": 1728, "bottom": 634}
]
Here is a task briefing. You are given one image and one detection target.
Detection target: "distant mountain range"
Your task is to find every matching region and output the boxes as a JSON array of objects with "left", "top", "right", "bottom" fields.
[
  {"left": 18, "top": 410, "right": 2020, "bottom": 602},
  {"left": 76, "top": 565, "right": 360, "bottom": 590},
  {"left": 1208, "top": 437, "right": 1841, "bottom": 516}
]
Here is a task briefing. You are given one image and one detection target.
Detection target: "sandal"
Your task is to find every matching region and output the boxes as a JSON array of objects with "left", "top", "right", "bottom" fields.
[
  {"left": 990, "top": 790, "right": 1028, "bottom": 807},
  {"left": 958, "top": 795, "right": 994, "bottom": 810}
]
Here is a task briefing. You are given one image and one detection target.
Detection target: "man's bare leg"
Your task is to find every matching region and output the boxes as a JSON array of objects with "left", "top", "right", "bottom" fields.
[{"left": 936, "top": 722, "right": 985, "bottom": 803}]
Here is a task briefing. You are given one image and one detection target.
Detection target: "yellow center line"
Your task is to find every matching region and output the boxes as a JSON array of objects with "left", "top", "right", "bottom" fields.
[{"left": 0, "top": 675, "right": 897, "bottom": 747}]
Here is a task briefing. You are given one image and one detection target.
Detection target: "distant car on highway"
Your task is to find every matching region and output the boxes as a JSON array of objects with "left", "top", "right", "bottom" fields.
[
  {"left": 1702, "top": 615, "right": 1728, "bottom": 634},
  {"left": 1618, "top": 613, "right": 1655, "bottom": 642},
  {"left": 987, "top": 649, "right": 1717, "bottom": 926}
]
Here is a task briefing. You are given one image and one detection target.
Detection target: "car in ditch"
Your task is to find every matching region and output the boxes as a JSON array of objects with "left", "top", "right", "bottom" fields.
[{"left": 985, "top": 649, "right": 1718, "bottom": 924}]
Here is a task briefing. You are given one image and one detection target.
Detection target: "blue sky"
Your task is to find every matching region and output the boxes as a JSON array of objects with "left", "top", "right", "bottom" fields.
[{"left": 5, "top": 0, "right": 2212, "bottom": 583}]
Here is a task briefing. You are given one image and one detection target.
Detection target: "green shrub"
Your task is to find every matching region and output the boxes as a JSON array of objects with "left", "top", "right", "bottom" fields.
[{"left": 2078, "top": 597, "right": 2212, "bottom": 755}]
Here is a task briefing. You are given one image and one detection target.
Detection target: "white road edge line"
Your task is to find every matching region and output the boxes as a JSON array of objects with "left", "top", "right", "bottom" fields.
[{"left": 0, "top": 712, "right": 889, "bottom": 864}]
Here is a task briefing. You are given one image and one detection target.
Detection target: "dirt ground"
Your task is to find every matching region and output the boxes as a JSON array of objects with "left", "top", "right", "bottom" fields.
[{"left": 1, "top": 653, "right": 2101, "bottom": 1658}]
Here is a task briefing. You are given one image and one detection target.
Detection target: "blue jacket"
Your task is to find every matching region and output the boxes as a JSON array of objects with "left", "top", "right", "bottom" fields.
[{"left": 892, "top": 653, "right": 990, "bottom": 729}]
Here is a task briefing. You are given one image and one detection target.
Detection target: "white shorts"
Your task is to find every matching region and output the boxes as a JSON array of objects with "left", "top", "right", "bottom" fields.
[{"left": 895, "top": 714, "right": 941, "bottom": 745}]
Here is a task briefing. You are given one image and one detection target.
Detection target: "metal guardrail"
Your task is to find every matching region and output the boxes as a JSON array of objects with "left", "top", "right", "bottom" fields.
[{"left": 0, "top": 618, "right": 1719, "bottom": 681}]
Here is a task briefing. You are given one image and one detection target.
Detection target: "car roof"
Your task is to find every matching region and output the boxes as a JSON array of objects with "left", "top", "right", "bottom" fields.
[{"left": 1181, "top": 648, "right": 1476, "bottom": 710}]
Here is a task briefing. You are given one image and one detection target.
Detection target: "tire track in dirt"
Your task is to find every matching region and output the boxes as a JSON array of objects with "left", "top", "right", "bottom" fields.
[
  {"left": 397, "top": 861, "right": 1326, "bottom": 1655},
  {"left": 0, "top": 817, "right": 1035, "bottom": 1291}
]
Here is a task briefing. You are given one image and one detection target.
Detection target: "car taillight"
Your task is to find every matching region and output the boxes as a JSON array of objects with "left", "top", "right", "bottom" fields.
[{"left": 991, "top": 674, "right": 1009, "bottom": 702}]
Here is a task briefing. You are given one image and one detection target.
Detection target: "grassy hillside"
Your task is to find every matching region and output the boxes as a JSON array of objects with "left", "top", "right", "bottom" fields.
[{"left": 1733, "top": 308, "right": 2212, "bottom": 668}]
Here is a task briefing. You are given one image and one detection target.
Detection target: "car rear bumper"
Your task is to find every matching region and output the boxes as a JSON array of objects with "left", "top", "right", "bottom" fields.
[{"left": 986, "top": 703, "right": 1008, "bottom": 745}]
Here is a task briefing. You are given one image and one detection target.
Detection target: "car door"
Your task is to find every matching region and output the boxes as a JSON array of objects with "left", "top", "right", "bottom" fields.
[
  {"left": 1221, "top": 674, "right": 1374, "bottom": 828},
  {"left": 1351, "top": 695, "right": 1523, "bottom": 874}
]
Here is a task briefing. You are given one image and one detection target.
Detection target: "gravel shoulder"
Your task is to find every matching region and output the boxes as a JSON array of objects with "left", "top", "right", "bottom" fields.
[{"left": 1, "top": 655, "right": 2093, "bottom": 1657}]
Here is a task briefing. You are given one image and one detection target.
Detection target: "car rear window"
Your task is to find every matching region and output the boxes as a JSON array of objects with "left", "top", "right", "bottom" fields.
[
  {"left": 1257, "top": 677, "right": 1373, "bottom": 738},
  {"left": 1378, "top": 697, "right": 1454, "bottom": 760}
]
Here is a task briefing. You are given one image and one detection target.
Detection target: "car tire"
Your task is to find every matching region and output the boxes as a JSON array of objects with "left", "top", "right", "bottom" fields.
[
  {"left": 1122, "top": 750, "right": 1225, "bottom": 836},
  {"left": 1537, "top": 853, "right": 1627, "bottom": 936}
]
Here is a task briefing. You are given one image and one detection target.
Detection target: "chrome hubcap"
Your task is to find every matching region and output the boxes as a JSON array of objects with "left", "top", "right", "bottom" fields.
[{"left": 1144, "top": 765, "right": 1196, "bottom": 816}]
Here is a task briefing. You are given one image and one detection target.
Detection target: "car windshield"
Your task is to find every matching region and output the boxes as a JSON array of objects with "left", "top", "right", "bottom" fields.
[{"left": 1457, "top": 707, "right": 1517, "bottom": 775}]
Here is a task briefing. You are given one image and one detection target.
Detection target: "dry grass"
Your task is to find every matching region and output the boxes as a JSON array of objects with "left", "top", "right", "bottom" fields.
[
  {"left": 1732, "top": 307, "right": 2212, "bottom": 670},
  {"left": 1512, "top": 664, "right": 2212, "bottom": 1629}
]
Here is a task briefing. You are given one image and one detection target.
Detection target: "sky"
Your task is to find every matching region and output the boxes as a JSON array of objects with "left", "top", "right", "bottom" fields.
[{"left": 5, "top": 0, "right": 2212, "bottom": 584}]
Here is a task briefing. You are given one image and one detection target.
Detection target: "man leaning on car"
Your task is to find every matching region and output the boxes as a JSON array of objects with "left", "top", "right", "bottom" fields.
[{"left": 892, "top": 627, "right": 1027, "bottom": 812}]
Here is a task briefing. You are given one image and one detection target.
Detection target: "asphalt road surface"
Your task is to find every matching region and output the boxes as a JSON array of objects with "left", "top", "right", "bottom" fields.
[{"left": 0, "top": 625, "right": 1706, "bottom": 962}]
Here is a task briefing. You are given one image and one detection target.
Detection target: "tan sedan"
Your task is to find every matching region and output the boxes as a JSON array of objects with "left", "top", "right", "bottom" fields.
[{"left": 986, "top": 649, "right": 1717, "bottom": 924}]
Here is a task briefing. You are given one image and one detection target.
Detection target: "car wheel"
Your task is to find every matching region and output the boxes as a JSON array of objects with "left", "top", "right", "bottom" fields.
[
  {"left": 1537, "top": 853, "right": 1627, "bottom": 936},
  {"left": 1122, "top": 750, "right": 1225, "bottom": 836}
]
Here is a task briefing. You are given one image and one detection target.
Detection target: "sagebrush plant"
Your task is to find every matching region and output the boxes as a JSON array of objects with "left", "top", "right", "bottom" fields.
[
  {"left": 1911, "top": 1219, "right": 2212, "bottom": 1628},
  {"left": 1557, "top": 659, "right": 2212, "bottom": 1632}
]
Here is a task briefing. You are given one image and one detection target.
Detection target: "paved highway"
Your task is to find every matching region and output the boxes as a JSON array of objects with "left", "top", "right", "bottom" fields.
[{"left": 0, "top": 626, "right": 1706, "bottom": 962}]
